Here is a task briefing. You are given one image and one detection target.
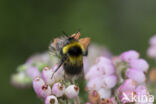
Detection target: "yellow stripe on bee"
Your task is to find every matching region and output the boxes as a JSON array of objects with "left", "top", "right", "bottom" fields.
[
  {"left": 62, "top": 41, "right": 85, "bottom": 54},
  {"left": 69, "top": 55, "right": 83, "bottom": 65}
]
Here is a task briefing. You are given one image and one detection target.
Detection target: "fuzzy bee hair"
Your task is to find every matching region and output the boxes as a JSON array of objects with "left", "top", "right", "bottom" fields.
[{"left": 49, "top": 32, "right": 90, "bottom": 80}]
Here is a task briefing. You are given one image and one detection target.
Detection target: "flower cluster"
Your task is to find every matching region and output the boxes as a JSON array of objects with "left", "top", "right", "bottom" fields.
[
  {"left": 85, "top": 56, "right": 117, "bottom": 104},
  {"left": 147, "top": 35, "right": 156, "bottom": 59},
  {"left": 83, "top": 44, "right": 112, "bottom": 74},
  {"left": 11, "top": 46, "right": 154, "bottom": 104},
  {"left": 33, "top": 66, "right": 80, "bottom": 104},
  {"left": 119, "top": 50, "right": 149, "bottom": 83},
  {"left": 11, "top": 53, "right": 58, "bottom": 88},
  {"left": 84, "top": 50, "right": 153, "bottom": 104},
  {"left": 114, "top": 50, "right": 152, "bottom": 104},
  {"left": 117, "top": 79, "right": 153, "bottom": 104}
]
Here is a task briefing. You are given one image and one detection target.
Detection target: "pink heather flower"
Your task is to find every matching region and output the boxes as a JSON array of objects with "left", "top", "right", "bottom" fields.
[
  {"left": 149, "top": 35, "right": 156, "bottom": 46},
  {"left": 120, "top": 50, "right": 140, "bottom": 62},
  {"left": 102, "top": 75, "right": 117, "bottom": 89},
  {"left": 33, "top": 76, "right": 45, "bottom": 96},
  {"left": 97, "top": 88, "right": 111, "bottom": 99},
  {"left": 96, "top": 57, "right": 115, "bottom": 75},
  {"left": 87, "top": 77, "right": 103, "bottom": 91},
  {"left": 52, "top": 82, "right": 65, "bottom": 97},
  {"left": 85, "top": 65, "right": 103, "bottom": 80},
  {"left": 85, "top": 56, "right": 115, "bottom": 80},
  {"left": 51, "top": 64, "right": 64, "bottom": 81},
  {"left": 65, "top": 85, "right": 79, "bottom": 99},
  {"left": 39, "top": 84, "right": 51, "bottom": 99},
  {"left": 118, "top": 80, "right": 136, "bottom": 103},
  {"left": 91, "top": 56, "right": 115, "bottom": 75},
  {"left": 33, "top": 76, "right": 51, "bottom": 98},
  {"left": 26, "top": 66, "right": 41, "bottom": 79},
  {"left": 95, "top": 56, "right": 112, "bottom": 64},
  {"left": 135, "top": 85, "right": 154, "bottom": 104},
  {"left": 129, "top": 59, "right": 149, "bottom": 72},
  {"left": 26, "top": 53, "right": 49, "bottom": 65},
  {"left": 126, "top": 68, "right": 145, "bottom": 83},
  {"left": 84, "top": 44, "right": 112, "bottom": 73},
  {"left": 119, "top": 90, "right": 135, "bottom": 104},
  {"left": 135, "top": 85, "right": 149, "bottom": 96},
  {"left": 110, "top": 97, "right": 117, "bottom": 104},
  {"left": 147, "top": 46, "right": 156, "bottom": 58},
  {"left": 97, "top": 63, "right": 115, "bottom": 76},
  {"left": 118, "top": 79, "right": 137, "bottom": 92},
  {"left": 45, "top": 95, "right": 58, "bottom": 104},
  {"left": 42, "top": 67, "right": 55, "bottom": 85}
]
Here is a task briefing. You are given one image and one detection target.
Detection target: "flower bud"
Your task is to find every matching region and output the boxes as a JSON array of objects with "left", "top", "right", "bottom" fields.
[
  {"left": 85, "top": 56, "right": 115, "bottom": 83},
  {"left": 147, "top": 46, "right": 156, "bottom": 58},
  {"left": 120, "top": 50, "right": 139, "bottom": 62},
  {"left": 102, "top": 75, "right": 117, "bottom": 89},
  {"left": 33, "top": 76, "right": 51, "bottom": 98},
  {"left": 129, "top": 59, "right": 149, "bottom": 72},
  {"left": 96, "top": 57, "right": 115, "bottom": 75},
  {"left": 33, "top": 76, "right": 45, "bottom": 96},
  {"left": 119, "top": 90, "right": 135, "bottom": 104},
  {"left": 11, "top": 72, "right": 31, "bottom": 88},
  {"left": 65, "top": 85, "right": 79, "bottom": 99},
  {"left": 97, "top": 88, "right": 111, "bottom": 99},
  {"left": 126, "top": 68, "right": 145, "bottom": 83},
  {"left": 45, "top": 95, "right": 58, "bottom": 104},
  {"left": 85, "top": 65, "right": 103, "bottom": 80},
  {"left": 52, "top": 82, "right": 65, "bottom": 97},
  {"left": 87, "top": 77, "right": 103, "bottom": 91},
  {"left": 39, "top": 84, "right": 51, "bottom": 99},
  {"left": 42, "top": 67, "right": 55, "bottom": 85},
  {"left": 135, "top": 85, "right": 149, "bottom": 96},
  {"left": 96, "top": 56, "right": 112, "bottom": 64},
  {"left": 88, "top": 90, "right": 100, "bottom": 104},
  {"left": 118, "top": 79, "right": 137, "bottom": 92},
  {"left": 26, "top": 66, "right": 41, "bottom": 79},
  {"left": 149, "top": 35, "right": 156, "bottom": 46}
]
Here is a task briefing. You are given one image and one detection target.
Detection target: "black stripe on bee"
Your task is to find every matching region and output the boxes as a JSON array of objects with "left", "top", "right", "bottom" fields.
[{"left": 63, "top": 62, "right": 83, "bottom": 75}]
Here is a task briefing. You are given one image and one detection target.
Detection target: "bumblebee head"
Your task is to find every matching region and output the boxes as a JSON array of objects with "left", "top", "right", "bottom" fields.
[{"left": 61, "top": 37, "right": 85, "bottom": 56}]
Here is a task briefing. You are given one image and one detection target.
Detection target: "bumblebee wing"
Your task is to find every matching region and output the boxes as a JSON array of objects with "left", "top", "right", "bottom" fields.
[
  {"left": 49, "top": 36, "right": 68, "bottom": 58},
  {"left": 79, "top": 37, "right": 91, "bottom": 56},
  {"left": 49, "top": 41, "right": 60, "bottom": 57}
]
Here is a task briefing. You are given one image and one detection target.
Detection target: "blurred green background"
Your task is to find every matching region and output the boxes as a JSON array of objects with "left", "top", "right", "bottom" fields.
[{"left": 0, "top": 0, "right": 156, "bottom": 103}]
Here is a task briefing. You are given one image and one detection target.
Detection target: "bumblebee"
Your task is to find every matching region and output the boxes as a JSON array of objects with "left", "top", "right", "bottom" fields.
[{"left": 49, "top": 32, "right": 90, "bottom": 79}]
